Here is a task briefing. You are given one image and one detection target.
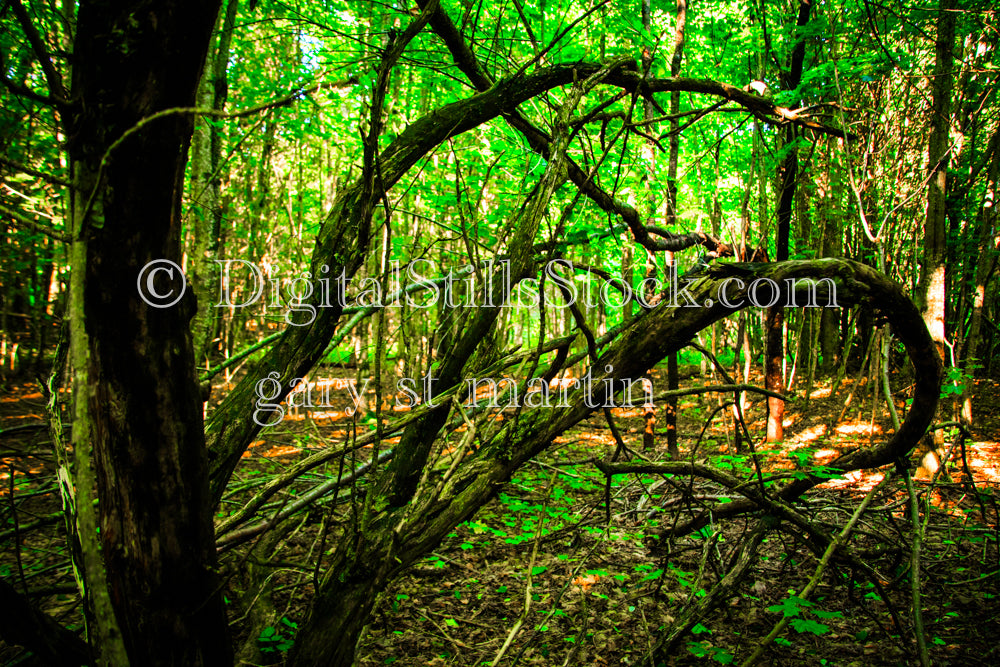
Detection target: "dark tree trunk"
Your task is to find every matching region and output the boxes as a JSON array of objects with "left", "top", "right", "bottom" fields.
[
  {"left": 663, "top": 0, "right": 686, "bottom": 458},
  {"left": 766, "top": 0, "right": 811, "bottom": 442},
  {"left": 67, "top": 1, "right": 231, "bottom": 663}
]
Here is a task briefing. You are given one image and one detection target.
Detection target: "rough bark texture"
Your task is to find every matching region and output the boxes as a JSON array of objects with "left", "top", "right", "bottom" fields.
[{"left": 68, "top": 1, "right": 231, "bottom": 663}]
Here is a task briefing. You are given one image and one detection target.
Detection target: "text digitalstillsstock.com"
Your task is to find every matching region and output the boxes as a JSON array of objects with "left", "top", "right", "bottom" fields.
[
  {"left": 137, "top": 258, "right": 841, "bottom": 319},
  {"left": 134, "top": 257, "right": 841, "bottom": 426}
]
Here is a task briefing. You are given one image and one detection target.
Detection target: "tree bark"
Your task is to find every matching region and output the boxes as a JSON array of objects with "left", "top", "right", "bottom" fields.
[
  {"left": 766, "top": 0, "right": 811, "bottom": 442},
  {"left": 920, "top": 0, "right": 956, "bottom": 357},
  {"left": 961, "top": 123, "right": 1000, "bottom": 424},
  {"left": 663, "top": 0, "right": 686, "bottom": 458},
  {"left": 67, "top": 1, "right": 231, "bottom": 663},
  {"left": 189, "top": 0, "right": 239, "bottom": 366}
]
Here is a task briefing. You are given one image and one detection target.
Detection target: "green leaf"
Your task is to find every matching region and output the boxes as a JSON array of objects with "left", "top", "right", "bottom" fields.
[
  {"left": 445, "top": 618, "right": 458, "bottom": 627},
  {"left": 768, "top": 595, "right": 813, "bottom": 618},
  {"left": 789, "top": 618, "right": 830, "bottom": 635}
]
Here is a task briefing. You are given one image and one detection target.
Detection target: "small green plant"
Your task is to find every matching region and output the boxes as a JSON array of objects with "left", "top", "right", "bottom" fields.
[
  {"left": 767, "top": 595, "right": 842, "bottom": 636},
  {"left": 687, "top": 639, "right": 734, "bottom": 664},
  {"left": 257, "top": 617, "right": 297, "bottom": 654},
  {"left": 940, "top": 365, "right": 976, "bottom": 398}
]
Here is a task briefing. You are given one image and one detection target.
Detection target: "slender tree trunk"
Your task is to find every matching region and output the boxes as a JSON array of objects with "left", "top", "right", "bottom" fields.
[
  {"left": 961, "top": 124, "right": 1000, "bottom": 424},
  {"left": 190, "top": 0, "right": 239, "bottom": 366},
  {"left": 819, "top": 150, "right": 841, "bottom": 372},
  {"left": 766, "top": 0, "right": 811, "bottom": 442},
  {"left": 920, "top": 0, "right": 956, "bottom": 356},
  {"left": 918, "top": 0, "right": 956, "bottom": 458},
  {"left": 662, "top": 0, "right": 686, "bottom": 458}
]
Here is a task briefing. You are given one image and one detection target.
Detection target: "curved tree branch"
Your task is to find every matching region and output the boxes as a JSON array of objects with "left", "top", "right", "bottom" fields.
[{"left": 289, "top": 258, "right": 939, "bottom": 664}]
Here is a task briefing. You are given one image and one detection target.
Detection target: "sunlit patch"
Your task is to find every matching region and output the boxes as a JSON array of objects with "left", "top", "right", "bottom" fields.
[
  {"left": 798, "top": 424, "right": 828, "bottom": 442},
  {"left": 261, "top": 445, "right": 301, "bottom": 458},
  {"left": 809, "top": 387, "right": 832, "bottom": 399},
  {"left": 0, "top": 461, "right": 41, "bottom": 496},
  {"left": 813, "top": 448, "right": 838, "bottom": 459},
  {"left": 611, "top": 408, "right": 643, "bottom": 418},
  {"left": 975, "top": 465, "right": 1000, "bottom": 482},
  {"left": 573, "top": 573, "right": 600, "bottom": 591},
  {"left": 835, "top": 422, "right": 882, "bottom": 436},
  {"left": 967, "top": 441, "right": 1000, "bottom": 483},
  {"left": 580, "top": 432, "right": 616, "bottom": 446},
  {"left": 309, "top": 411, "right": 344, "bottom": 420},
  {"left": 820, "top": 470, "right": 885, "bottom": 491}
]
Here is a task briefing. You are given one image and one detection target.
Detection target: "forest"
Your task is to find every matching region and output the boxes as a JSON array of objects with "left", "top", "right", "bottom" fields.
[{"left": 0, "top": 0, "right": 998, "bottom": 664}]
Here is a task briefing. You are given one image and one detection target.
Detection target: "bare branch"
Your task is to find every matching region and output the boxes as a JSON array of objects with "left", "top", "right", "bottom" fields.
[{"left": 9, "top": 0, "right": 68, "bottom": 103}]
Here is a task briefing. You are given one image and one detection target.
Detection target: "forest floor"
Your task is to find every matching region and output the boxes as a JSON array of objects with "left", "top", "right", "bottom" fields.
[{"left": 1, "top": 364, "right": 998, "bottom": 666}]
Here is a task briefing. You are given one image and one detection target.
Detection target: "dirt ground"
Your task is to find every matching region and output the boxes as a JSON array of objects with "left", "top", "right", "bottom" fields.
[{"left": 1, "top": 364, "right": 998, "bottom": 666}]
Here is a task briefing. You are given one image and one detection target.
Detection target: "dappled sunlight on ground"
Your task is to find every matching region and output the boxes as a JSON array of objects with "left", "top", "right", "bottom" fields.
[
  {"left": 795, "top": 423, "right": 828, "bottom": 443},
  {"left": 835, "top": 421, "right": 884, "bottom": 436},
  {"left": 967, "top": 441, "right": 1000, "bottom": 483},
  {"left": 809, "top": 386, "right": 832, "bottom": 399},
  {"left": 819, "top": 468, "right": 876, "bottom": 490},
  {"left": 578, "top": 431, "right": 617, "bottom": 447}
]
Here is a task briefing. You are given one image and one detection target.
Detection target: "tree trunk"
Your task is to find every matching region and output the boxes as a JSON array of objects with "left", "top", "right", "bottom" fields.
[
  {"left": 68, "top": 1, "right": 231, "bottom": 663},
  {"left": 961, "top": 123, "right": 1000, "bottom": 424},
  {"left": 662, "top": 0, "right": 686, "bottom": 458},
  {"left": 918, "top": 0, "right": 956, "bottom": 460},
  {"left": 766, "top": 0, "right": 811, "bottom": 442},
  {"left": 920, "top": 0, "right": 956, "bottom": 356},
  {"left": 189, "top": 0, "right": 239, "bottom": 366}
]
